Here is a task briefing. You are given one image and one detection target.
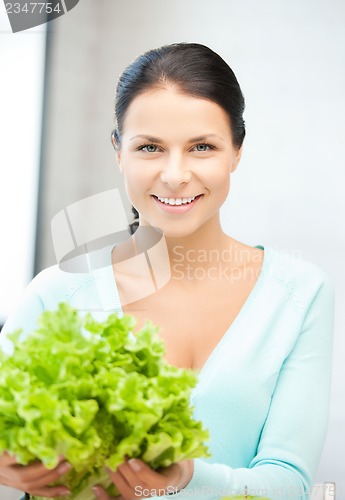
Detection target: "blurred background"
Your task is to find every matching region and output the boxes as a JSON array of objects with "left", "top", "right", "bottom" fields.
[{"left": 0, "top": 0, "right": 344, "bottom": 498}]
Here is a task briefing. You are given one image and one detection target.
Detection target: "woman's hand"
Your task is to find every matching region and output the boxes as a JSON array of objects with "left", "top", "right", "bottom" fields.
[
  {"left": 0, "top": 452, "right": 71, "bottom": 498},
  {"left": 93, "top": 457, "right": 194, "bottom": 499}
]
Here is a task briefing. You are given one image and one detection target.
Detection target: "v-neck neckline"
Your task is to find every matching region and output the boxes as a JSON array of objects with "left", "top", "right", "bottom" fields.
[
  {"left": 91, "top": 244, "right": 270, "bottom": 385},
  {"left": 192, "top": 244, "right": 269, "bottom": 387}
]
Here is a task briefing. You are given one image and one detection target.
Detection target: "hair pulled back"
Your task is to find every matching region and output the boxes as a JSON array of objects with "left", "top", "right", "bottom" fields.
[{"left": 112, "top": 42, "right": 246, "bottom": 150}]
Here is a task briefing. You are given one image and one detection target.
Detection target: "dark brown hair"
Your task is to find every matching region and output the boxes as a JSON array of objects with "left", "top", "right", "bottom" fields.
[{"left": 112, "top": 42, "right": 245, "bottom": 149}]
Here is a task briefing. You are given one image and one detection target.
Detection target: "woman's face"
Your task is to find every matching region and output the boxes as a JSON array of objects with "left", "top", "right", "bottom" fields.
[{"left": 115, "top": 87, "right": 242, "bottom": 238}]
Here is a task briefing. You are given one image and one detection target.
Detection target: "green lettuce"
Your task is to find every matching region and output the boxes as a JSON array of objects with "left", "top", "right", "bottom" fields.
[{"left": 0, "top": 303, "right": 210, "bottom": 499}]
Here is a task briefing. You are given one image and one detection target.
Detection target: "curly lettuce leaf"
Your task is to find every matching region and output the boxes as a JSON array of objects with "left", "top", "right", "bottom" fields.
[{"left": 0, "top": 302, "right": 210, "bottom": 499}]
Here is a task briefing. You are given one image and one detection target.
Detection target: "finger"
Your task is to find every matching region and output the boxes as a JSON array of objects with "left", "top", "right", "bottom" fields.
[
  {"left": 12, "top": 462, "right": 72, "bottom": 491},
  {"left": 156, "top": 462, "right": 181, "bottom": 481},
  {"left": 25, "top": 462, "right": 72, "bottom": 490},
  {"left": 27, "top": 485, "right": 71, "bottom": 498},
  {"left": 116, "top": 459, "right": 148, "bottom": 491},
  {"left": 107, "top": 468, "right": 137, "bottom": 499},
  {"left": 8, "top": 461, "right": 71, "bottom": 488},
  {"left": 159, "top": 460, "right": 193, "bottom": 491},
  {"left": 122, "top": 458, "right": 168, "bottom": 488},
  {"left": 0, "top": 452, "right": 19, "bottom": 466},
  {"left": 92, "top": 485, "right": 113, "bottom": 499},
  {"left": 11, "top": 457, "right": 64, "bottom": 478},
  {"left": 123, "top": 459, "right": 187, "bottom": 495}
]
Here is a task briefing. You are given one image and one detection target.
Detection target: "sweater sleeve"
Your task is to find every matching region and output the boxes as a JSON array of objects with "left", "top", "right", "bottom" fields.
[
  {"left": 163, "top": 273, "right": 335, "bottom": 500},
  {"left": 0, "top": 276, "right": 45, "bottom": 354}
]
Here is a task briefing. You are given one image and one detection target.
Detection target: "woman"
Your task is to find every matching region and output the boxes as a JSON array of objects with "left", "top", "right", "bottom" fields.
[{"left": 0, "top": 43, "right": 335, "bottom": 500}]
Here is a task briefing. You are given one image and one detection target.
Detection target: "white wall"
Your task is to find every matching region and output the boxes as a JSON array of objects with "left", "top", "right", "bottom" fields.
[
  {"left": 0, "top": 6, "right": 45, "bottom": 499},
  {"left": 0, "top": 5, "right": 45, "bottom": 323}
]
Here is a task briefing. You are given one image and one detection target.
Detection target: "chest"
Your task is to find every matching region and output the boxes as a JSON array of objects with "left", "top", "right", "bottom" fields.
[{"left": 122, "top": 269, "right": 260, "bottom": 372}]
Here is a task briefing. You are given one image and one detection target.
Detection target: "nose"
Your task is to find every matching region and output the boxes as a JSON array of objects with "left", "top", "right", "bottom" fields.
[{"left": 159, "top": 154, "right": 192, "bottom": 190}]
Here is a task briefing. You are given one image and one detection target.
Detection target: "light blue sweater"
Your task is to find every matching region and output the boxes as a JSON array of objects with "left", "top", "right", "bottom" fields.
[{"left": 0, "top": 245, "right": 335, "bottom": 500}]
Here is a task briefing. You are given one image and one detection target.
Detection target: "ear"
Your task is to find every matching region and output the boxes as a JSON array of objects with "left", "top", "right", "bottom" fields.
[
  {"left": 117, "top": 150, "right": 123, "bottom": 175},
  {"left": 230, "top": 145, "right": 243, "bottom": 173},
  {"left": 112, "top": 133, "right": 123, "bottom": 175}
]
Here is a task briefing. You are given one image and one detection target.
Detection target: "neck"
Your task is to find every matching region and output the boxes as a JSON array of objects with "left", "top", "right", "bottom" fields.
[
  {"left": 138, "top": 214, "right": 251, "bottom": 282},
  {"left": 112, "top": 215, "right": 258, "bottom": 302},
  {"left": 165, "top": 217, "right": 229, "bottom": 266}
]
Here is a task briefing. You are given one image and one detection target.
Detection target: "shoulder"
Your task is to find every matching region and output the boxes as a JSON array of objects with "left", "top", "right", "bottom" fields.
[
  {"left": 264, "top": 245, "right": 334, "bottom": 314},
  {"left": 265, "top": 246, "right": 333, "bottom": 287},
  {"left": 0, "top": 266, "right": 98, "bottom": 352},
  {"left": 33, "top": 264, "right": 94, "bottom": 290},
  {"left": 25, "top": 265, "right": 95, "bottom": 307},
  {"left": 2, "top": 266, "right": 93, "bottom": 333}
]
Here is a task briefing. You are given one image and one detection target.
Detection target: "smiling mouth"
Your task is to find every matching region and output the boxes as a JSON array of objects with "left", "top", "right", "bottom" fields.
[{"left": 151, "top": 195, "right": 203, "bottom": 206}]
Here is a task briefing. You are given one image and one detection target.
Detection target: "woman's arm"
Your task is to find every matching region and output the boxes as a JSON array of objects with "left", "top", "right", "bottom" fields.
[{"left": 0, "top": 277, "right": 46, "bottom": 351}]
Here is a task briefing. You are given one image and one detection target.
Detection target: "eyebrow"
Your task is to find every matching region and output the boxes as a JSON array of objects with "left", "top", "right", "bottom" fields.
[{"left": 130, "top": 134, "right": 225, "bottom": 143}]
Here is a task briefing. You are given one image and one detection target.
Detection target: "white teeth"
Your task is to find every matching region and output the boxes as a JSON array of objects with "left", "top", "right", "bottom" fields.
[{"left": 156, "top": 195, "right": 197, "bottom": 205}]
